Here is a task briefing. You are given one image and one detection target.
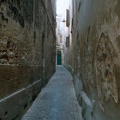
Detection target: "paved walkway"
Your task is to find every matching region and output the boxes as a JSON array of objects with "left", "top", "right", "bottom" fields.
[{"left": 22, "top": 65, "right": 83, "bottom": 120}]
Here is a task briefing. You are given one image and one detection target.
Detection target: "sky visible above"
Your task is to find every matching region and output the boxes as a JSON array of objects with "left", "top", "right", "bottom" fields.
[
  {"left": 56, "top": 0, "right": 69, "bottom": 15},
  {"left": 56, "top": 0, "right": 64, "bottom": 14}
]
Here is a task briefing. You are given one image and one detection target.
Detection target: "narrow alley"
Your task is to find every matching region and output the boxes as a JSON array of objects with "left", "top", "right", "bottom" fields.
[
  {"left": 1, "top": 0, "right": 120, "bottom": 120},
  {"left": 22, "top": 66, "right": 83, "bottom": 120}
]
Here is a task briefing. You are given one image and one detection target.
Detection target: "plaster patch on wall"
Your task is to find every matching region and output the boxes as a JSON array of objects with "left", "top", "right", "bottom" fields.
[
  {"left": 95, "top": 32, "right": 118, "bottom": 111},
  {"left": 100, "top": 15, "right": 120, "bottom": 66}
]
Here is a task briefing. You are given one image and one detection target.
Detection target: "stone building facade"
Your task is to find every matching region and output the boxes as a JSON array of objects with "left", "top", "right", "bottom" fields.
[
  {"left": 0, "top": 0, "right": 56, "bottom": 119},
  {"left": 56, "top": 0, "right": 73, "bottom": 65},
  {"left": 64, "top": 0, "right": 120, "bottom": 120},
  {"left": 56, "top": 14, "right": 65, "bottom": 65}
]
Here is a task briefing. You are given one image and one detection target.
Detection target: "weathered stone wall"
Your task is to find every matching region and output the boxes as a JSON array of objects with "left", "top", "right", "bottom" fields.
[
  {"left": 0, "top": 0, "right": 56, "bottom": 119},
  {"left": 64, "top": 0, "right": 120, "bottom": 119}
]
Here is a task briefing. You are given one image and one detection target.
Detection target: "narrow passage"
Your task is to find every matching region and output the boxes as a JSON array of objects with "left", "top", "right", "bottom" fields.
[{"left": 22, "top": 65, "right": 83, "bottom": 120}]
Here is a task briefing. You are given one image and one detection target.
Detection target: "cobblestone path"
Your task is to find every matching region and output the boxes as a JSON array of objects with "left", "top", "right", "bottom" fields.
[{"left": 22, "top": 65, "right": 83, "bottom": 120}]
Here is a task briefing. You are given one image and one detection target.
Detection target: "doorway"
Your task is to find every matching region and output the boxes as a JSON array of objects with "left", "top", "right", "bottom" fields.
[{"left": 57, "top": 51, "right": 62, "bottom": 65}]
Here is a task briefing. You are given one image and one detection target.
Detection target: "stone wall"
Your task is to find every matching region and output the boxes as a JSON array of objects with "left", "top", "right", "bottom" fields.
[
  {"left": 0, "top": 0, "right": 56, "bottom": 119},
  {"left": 64, "top": 0, "right": 120, "bottom": 120}
]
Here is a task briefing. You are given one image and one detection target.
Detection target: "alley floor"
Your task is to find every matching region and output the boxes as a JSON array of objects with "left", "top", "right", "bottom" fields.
[{"left": 22, "top": 65, "right": 83, "bottom": 120}]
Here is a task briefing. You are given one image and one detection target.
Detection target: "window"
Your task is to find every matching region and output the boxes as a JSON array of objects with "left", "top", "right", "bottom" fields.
[
  {"left": 66, "top": 9, "right": 70, "bottom": 27},
  {"left": 66, "top": 36, "right": 70, "bottom": 47}
]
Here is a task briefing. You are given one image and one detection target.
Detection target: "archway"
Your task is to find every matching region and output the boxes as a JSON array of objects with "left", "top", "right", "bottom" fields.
[{"left": 57, "top": 51, "right": 62, "bottom": 65}]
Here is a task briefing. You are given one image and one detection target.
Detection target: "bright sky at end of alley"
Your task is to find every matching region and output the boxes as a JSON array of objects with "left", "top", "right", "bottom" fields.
[{"left": 57, "top": 0, "right": 69, "bottom": 14}]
